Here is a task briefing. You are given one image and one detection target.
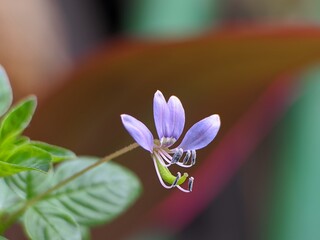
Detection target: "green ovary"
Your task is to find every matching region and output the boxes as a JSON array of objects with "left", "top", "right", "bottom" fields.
[{"left": 156, "top": 158, "right": 188, "bottom": 185}]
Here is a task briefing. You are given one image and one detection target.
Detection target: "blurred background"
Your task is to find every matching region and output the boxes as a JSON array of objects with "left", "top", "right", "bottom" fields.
[{"left": 2, "top": 0, "right": 320, "bottom": 239}]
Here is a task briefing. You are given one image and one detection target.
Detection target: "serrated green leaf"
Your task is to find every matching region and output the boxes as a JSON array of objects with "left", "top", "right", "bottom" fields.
[
  {"left": 24, "top": 204, "right": 81, "bottom": 240},
  {"left": 0, "top": 145, "right": 51, "bottom": 177},
  {"left": 5, "top": 170, "right": 52, "bottom": 199},
  {"left": 0, "top": 96, "right": 36, "bottom": 141},
  {"left": 44, "top": 157, "right": 141, "bottom": 227},
  {"left": 30, "top": 141, "right": 75, "bottom": 163},
  {"left": 0, "top": 66, "right": 13, "bottom": 117}
]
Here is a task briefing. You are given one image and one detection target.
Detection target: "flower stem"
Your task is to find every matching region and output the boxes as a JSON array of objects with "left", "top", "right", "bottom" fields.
[{"left": 0, "top": 142, "right": 139, "bottom": 234}]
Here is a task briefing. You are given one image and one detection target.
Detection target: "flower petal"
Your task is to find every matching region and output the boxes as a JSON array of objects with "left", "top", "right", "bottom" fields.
[
  {"left": 178, "top": 114, "right": 220, "bottom": 151},
  {"left": 153, "top": 90, "right": 170, "bottom": 139},
  {"left": 121, "top": 114, "right": 154, "bottom": 152},
  {"left": 167, "top": 96, "right": 185, "bottom": 140}
]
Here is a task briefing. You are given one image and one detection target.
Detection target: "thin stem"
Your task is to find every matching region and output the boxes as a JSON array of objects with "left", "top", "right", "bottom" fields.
[{"left": 0, "top": 142, "right": 139, "bottom": 234}]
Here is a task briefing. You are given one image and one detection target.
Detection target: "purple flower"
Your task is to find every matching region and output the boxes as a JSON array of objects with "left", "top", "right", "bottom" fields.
[{"left": 121, "top": 90, "right": 220, "bottom": 192}]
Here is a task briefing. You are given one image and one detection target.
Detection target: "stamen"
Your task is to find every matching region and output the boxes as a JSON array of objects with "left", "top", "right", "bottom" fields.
[
  {"left": 175, "top": 161, "right": 193, "bottom": 168},
  {"left": 174, "top": 150, "right": 193, "bottom": 168},
  {"left": 152, "top": 145, "right": 196, "bottom": 192},
  {"left": 191, "top": 150, "right": 196, "bottom": 165},
  {"left": 171, "top": 150, "right": 194, "bottom": 168},
  {"left": 159, "top": 148, "right": 172, "bottom": 160},
  {"left": 171, "top": 148, "right": 183, "bottom": 164},
  {"left": 157, "top": 150, "right": 172, "bottom": 165},
  {"left": 175, "top": 176, "right": 194, "bottom": 193},
  {"left": 182, "top": 150, "right": 191, "bottom": 164},
  {"left": 188, "top": 177, "right": 194, "bottom": 192},
  {"left": 172, "top": 172, "right": 181, "bottom": 186},
  {"left": 153, "top": 157, "right": 173, "bottom": 189},
  {"left": 153, "top": 152, "right": 171, "bottom": 167},
  {"left": 152, "top": 157, "right": 182, "bottom": 189},
  {"left": 177, "top": 177, "right": 194, "bottom": 193}
]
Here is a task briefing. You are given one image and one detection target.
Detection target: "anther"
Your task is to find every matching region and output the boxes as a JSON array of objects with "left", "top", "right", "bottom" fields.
[
  {"left": 171, "top": 148, "right": 183, "bottom": 164},
  {"left": 182, "top": 150, "right": 191, "bottom": 164},
  {"left": 172, "top": 172, "right": 181, "bottom": 186},
  {"left": 191, "top": 150, "right": 196, "bottom": 165},
  {"left": 188, "top": 177, "right": 194, "bottom": 192}
]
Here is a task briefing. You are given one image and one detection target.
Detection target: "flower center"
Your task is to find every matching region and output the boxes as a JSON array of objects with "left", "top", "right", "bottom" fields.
[
  {"left": 151, "top": 139, "right": 194, "bottom": 193},
  {"left": 160, "top": 137, "right": 176, "bottom": 147}
]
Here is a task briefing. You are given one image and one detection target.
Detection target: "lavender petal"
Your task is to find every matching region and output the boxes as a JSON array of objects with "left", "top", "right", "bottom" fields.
[
  {"left": 178, "top": 114, "right": 220, "bottom": 151},
  {"left": 121, "top": 114, "right": 154, "bottom": 152},
  {"left": 167, "top": 96, "right": 185, "bottom": 140},
  {"left": 153, "top": 90, "right": 170, "bottom": 139}
]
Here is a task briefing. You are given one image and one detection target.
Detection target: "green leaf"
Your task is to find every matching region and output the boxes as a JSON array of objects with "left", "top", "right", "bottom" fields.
[
  {"left": 0, "top": 66, "right": 13, "bottom": 117},
  {"left": 14, "top": 136, "right": 30, "bottom": 145},
  {"left": 5, "top": 170, "right": 52, "bottom": 199},
  {"left": 0, "top": 161, "right": 41, "bottom": 177},
  {"left": 0, "top": 235, "right": 8, "bottom": 240},
  {"left": 0, "top": 179, "right": 20, "bottom": 213},
  {"left": 0, "top": 96, "right": 37, "bottom": 141},
  {"left": 6, "top": 145, "right": 51, "bottom": 170},
  {"left": 45, "top": 157, "right": 142, "bottom": 227},
  {"left": 0, "top": 136, "right": 30, "bottom": 162},
  {"left": 24, "top": 204, "right": 81, "bottom": 240},
  {"left": 30, "top": 141, "right": 76, "bottom": 163},
  {"left": 79, "top": 226, "right": 91, "bottom": 240},
  {"left": 0, "top": 145, "right": 51, "bottom": 177}
]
